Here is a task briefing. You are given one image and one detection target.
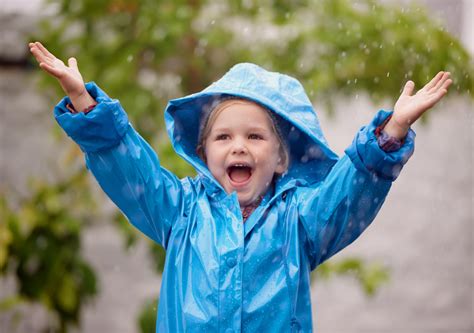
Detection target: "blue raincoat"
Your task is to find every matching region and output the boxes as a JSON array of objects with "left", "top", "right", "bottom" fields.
[{"left": 54, "top": 63, "right": 415, "bottom": 332}]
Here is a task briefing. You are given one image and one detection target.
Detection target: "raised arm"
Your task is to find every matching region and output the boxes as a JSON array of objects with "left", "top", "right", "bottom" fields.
[
  {"left": 298, "top": 72, "right": 452, "bottom": 269},
  {"left": 30, "top": 42, "right": 187, "bottom": 248}
]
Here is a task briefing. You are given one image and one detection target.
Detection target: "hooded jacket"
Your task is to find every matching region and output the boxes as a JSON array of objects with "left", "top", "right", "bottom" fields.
[{"left": 54, "top": 63, "right": 415, "bottom": 332}]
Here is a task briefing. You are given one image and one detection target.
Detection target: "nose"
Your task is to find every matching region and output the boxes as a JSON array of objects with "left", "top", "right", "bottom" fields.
[{"left": 231, "top": 139, "right": 248, "bottom": 155}]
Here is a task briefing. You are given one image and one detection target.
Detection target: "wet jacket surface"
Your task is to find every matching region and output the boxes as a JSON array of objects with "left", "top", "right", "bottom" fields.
[{"left": 54, "top": 63, "right": 415, "bottom": 332}]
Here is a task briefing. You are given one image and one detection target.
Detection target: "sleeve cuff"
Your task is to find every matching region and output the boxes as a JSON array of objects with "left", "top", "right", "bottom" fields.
[
  {"left": 345, "top": 110, "right": 416, "bottom": 181},
  {"left": 53, "top": 82, "right": 129, "bottom": 153}
]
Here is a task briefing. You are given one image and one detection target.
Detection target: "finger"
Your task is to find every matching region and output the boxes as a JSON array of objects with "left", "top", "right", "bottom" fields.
[
  {"left": 31, "top": 47, "right": 56, "bottom": 67},
  {"left": 425, "top": 87, "right": 449, "bottom": 108},
  {"left": 35, "top": 42, "right": 56, "bottom": 60},
  {"left": 39, "top": 62, "right": 63, "bottom": 78},
  {"left": 68, "top": 57, "right": 79, "bottom": 70},
  {"left": 423, "top": 71, "right": 444, "bottom": 91},
  {"left": 30, "top": 44, "right": 50, "bottom": 63},
  {"left": 401, "top": 80, "right": 415, "bottom": 96},
  {"left": 30, "top": 47, "right": 48, "bottom": 63},
  {"left": 431, "top": 72, "right": 451, "bottom": 92},
  {"left": 442, "top": 78, "right": 453, "bottom": 91}
]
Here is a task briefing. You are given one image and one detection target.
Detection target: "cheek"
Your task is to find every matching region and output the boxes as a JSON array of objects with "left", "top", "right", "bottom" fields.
[
  {"left": 256, "top": 145, "right": 280, "bottom": 168},
  {"left": 205, "top": 146, "right": 225, "bottom": 174}
]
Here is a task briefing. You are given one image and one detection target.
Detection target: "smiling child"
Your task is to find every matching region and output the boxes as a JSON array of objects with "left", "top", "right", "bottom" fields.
[{"left": 29, "top": 41, "right": 451, "bottom": 332}]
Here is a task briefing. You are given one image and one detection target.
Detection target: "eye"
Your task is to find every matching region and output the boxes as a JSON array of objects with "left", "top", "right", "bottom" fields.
[
  {"left": 215, "top": 134, "right": 230, "bottom": 140},
  {"left": 248, "top": 133, "right": 263, "bottom": 140}
]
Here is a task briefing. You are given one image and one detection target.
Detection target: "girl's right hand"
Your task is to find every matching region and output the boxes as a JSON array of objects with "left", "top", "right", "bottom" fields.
[{"left": 29, "top": 41, "right": 96, "bottom": 112}]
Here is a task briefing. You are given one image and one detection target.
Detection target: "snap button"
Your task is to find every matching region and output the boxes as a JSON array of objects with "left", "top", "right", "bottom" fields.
[
  {"left": 291, "top": 318, "right": 301, "bottom": 332},
  {"left": 226, "top": 257, "right": 237, "bottom": 268}
]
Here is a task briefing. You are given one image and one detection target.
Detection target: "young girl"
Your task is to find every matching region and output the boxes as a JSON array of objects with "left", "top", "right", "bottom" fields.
[{"left": 29, "top": 41, "right": 451, "bottom": 332}]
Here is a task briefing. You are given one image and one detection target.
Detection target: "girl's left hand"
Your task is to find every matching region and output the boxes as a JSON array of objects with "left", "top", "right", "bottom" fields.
[{"left": 384, "top": 71, "right": 452, "bottom": 139}]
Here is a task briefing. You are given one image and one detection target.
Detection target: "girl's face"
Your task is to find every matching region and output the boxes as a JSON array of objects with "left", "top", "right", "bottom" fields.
[{"left": 204, "top": 101, "right": 286, "bottom": 206}]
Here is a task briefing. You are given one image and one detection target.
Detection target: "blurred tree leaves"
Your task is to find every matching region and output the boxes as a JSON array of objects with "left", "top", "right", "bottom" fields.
[
  {"left": 315, "top": 257, "right": 390, "bottom": 296},
  {"left": 3, "top": 0, "right": 472, "bottom": 331},
  {"left": 36, "top": 0, "right": 472, "bottom": 142},
  {"left": 1, "top": 171, "right": 98, "bottom": 332}
]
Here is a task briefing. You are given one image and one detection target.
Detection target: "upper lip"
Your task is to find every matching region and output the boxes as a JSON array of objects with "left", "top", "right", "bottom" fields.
[{"left": 226, "top": 161, "right": 253, "bottom": 169}]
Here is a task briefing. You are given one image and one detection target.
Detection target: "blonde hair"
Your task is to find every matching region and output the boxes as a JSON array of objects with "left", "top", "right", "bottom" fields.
[{"left": 196, "top": 98, "right": 289, "bottom": 173}]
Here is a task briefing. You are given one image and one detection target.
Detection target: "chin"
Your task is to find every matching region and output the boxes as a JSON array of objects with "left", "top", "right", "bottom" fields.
[{"left": 236, "top": 192, "right": 258, "bottom": 206}]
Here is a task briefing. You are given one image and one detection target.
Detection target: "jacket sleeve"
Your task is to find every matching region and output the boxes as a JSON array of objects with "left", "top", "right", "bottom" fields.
[
  {"left": 297, "top": 110, "right": 415, "bottom": 270},
  {"left": 54, "top": 82, "right": 186, "bottom": 248}
]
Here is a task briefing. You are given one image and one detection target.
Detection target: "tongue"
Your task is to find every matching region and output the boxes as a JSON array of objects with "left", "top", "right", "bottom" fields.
[{"left": 229, "top": 167, "right": 251, "bottom": 183}]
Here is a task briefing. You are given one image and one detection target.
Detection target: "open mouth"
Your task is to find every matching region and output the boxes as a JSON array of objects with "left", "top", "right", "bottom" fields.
[{"left": 227, "top": 163, "right": 253, "bottom": 184}]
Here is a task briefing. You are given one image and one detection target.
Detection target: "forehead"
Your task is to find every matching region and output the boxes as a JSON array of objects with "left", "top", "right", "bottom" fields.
[{"left": 210, "top": 100, "right": 274, "bottom": 130}]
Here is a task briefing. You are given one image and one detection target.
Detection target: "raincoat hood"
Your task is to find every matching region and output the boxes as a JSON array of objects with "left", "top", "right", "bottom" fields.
[{"left": 164, "top": 63, "right": 338, "bottom": 192}]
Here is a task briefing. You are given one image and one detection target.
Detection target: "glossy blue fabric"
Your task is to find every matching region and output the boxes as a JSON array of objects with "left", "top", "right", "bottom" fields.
[{"left": 54, "top": 63, "right": 415, "bottom": 332}]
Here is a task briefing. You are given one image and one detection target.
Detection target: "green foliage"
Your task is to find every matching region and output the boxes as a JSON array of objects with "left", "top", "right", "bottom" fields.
[
  {"left": 137, "top": 298, "right": 158, "bottom": 333},
  {"left": 1, "top": 171, "right": 98, "bottom": 332},
  {"left": 314, "top": 257, "right": 390, "bottom": 296},
  {"left": 7, "top": 0, "right": 471, "bottom": 330},
  {"left": 35, "top": 0, "right": 472, "bottom": 142}
]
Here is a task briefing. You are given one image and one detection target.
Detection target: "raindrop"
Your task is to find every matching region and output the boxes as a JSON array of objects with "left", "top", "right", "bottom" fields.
[
  {"left": 307, "top": 145, "right": 322, "bottom": 158},
  {"left": 134, "top": 184, "right": 145, "bottom": 195},
  {"left": 127, "top": 55, "right": 133, "bottom": 62},
  {"left": 118, "top": 144, "right": 128, "bottom": 155},
  {"left": 386, "top": 72, "right": 390, "bottom": 77}
]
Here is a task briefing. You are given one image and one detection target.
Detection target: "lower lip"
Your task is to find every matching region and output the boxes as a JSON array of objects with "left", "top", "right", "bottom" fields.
[{"left": 228, "top": 173, "right": 252, "bottom": 189}]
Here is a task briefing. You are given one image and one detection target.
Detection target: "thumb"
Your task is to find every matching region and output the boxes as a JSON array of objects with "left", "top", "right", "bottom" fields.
[
  {"left": 401, "top": 80, "right": 415, "bottom": 96},
  {"left": 68, "top": 57, "right": 79, "bottom": 70}
]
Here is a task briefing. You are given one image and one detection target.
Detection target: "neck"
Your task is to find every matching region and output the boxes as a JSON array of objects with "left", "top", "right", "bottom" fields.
[{"left": 240, "top": 196, "right": 263, "bottom": 222}]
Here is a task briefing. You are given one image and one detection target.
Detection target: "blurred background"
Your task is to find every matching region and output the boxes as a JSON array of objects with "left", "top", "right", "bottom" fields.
[{"left": 1, "top": 0, "right": 472, "bottom": 332}]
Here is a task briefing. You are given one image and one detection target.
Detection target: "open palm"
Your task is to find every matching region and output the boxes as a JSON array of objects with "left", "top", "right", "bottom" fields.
[
  {"left": 29, "top": 42, "right": 85, "bottom": 98},
  {"left": 393, "top": 71, "right": 452, "bottom": 127}
]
